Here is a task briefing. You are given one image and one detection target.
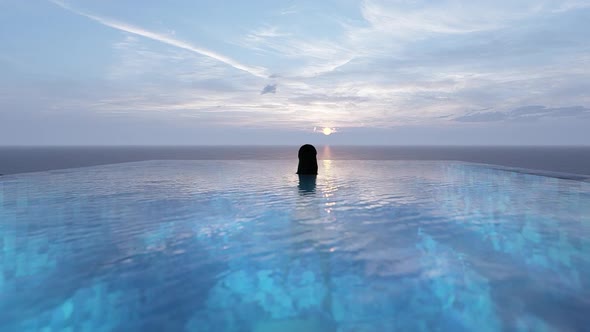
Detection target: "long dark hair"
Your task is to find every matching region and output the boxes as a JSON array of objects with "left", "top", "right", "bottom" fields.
[{"left": 297, "top": 144, "right": 318, "bottom": 175}]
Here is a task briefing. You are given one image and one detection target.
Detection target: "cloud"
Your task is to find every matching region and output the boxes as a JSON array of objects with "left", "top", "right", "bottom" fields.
[
  {"left": 32, "top": 0, "right": 590, "bottom": 136},
  {"left": 454, "top": 111, "right": 508, "bottom": 122},
  {"left": 360, "top": 0, "right": 500, "bottom": 35},
  {"left": 260, "top": 84, "right": 277, "bottom": 95},
  {"left": 359, "top": 0, "right": 590, "bottom": 37},
  {"left": 278, "top": 5, "right": 298, "bottom": 16},
  {"left": 240, "top": 34, "right": 356, "bottom": 78},
  {"left": 49, "top": 0, "right": 268, "bottom": 78},
  {"left": 107, "top": 35, "right": 245, "bottom": 83},
  {"left": 248, "top": 25, "right": 290, "bottom": 39},
  {"left": 454, "top": 106, "right": 590, "bottom": 122}
]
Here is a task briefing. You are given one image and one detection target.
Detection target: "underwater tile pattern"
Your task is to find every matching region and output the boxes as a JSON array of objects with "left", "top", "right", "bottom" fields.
[{"left": 1, "top": 160, "right": 589, "bottom": 331}]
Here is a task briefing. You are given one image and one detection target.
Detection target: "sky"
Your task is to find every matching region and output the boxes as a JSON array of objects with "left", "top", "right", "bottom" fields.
[{"left": 0, "top": 0, "right": 589, "bottom": 145}]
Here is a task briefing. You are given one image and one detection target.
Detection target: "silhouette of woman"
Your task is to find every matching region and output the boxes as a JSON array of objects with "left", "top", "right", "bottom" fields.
[{"left": 297, "top": 144, "right": 318, "bottom": 175}]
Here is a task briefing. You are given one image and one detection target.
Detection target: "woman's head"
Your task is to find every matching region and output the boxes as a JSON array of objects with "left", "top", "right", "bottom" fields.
[{"left": 297, "top": 144, "right": 318, "bottom": 175}]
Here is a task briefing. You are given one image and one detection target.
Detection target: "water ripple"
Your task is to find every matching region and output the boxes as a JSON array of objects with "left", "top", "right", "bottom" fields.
[{"left": 1, "top": 160, "right": 589, "bottom": 331}]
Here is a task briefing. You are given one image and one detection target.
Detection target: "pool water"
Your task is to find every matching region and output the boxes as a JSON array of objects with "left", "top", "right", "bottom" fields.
[{"left": 1, "top": 160, "right": 589, "bottom": 331}]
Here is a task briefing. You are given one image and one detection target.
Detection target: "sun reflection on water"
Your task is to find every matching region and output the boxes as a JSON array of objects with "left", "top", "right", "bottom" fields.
[{"left": 321, "top": 159, "right": 338, "bottom": 215}]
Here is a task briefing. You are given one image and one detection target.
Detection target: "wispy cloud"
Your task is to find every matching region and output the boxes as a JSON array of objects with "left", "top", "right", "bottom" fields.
[
  {"left": 360, "top": 0, "right": 500, "bottom": 35},
  {"left": 278, "top": 5, "right": 298, "bottom": 16},
  {"left": 107, "top": 35, "right": 239, "bottom": 82},
  {"left": 248, "top": 25, "right": 290, "bottom": 39},
  {"left": 359, "top": 0, "right": 588, "bottom": 37},
  {"left": 49, "top": 0, "right": 269, "bottom": 78},
  {"left": 454, "top": 106, "right": 590, "bottom": 122},
  {"left": 240, "top": 30, "right": 356, "bottom": 78}
]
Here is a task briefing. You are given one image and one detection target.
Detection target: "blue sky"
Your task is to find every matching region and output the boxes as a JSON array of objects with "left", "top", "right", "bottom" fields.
[{"left": 1, "top": 0, "right": 589, "bottom": 145}]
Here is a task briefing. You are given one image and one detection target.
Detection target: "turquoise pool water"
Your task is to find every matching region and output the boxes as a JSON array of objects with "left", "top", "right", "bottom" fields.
[{"left": 1, "top": 160, "right": 589, "bottom": 331}]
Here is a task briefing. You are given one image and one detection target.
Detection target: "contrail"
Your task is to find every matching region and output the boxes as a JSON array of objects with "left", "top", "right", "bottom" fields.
[{"left": 49, "top": 0, "right": 268, "bottom": 78}]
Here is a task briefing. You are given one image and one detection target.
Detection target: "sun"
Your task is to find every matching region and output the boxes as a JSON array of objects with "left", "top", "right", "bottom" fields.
[{"left": 322, "top": 127, "right": 334, "bottom": 136}]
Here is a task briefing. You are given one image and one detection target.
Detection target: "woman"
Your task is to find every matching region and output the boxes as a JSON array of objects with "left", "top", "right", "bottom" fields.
[{"left": 296, "top": 144, "right": 318, "bottom": 175}]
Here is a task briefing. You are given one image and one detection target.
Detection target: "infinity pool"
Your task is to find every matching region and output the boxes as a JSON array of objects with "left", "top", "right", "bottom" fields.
[{"left": 1, "top": 160, "right": 589, "bottom": 331}]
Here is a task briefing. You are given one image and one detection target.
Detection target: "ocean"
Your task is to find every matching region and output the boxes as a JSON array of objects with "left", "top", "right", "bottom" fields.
[{"left": 1, "top": 146, "right": 590, "bottom": 177}]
